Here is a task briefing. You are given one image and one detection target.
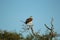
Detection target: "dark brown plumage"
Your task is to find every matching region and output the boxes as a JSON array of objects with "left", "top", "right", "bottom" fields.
[{"left": 25, "top": 17, "right": 32, "bottom": 24}]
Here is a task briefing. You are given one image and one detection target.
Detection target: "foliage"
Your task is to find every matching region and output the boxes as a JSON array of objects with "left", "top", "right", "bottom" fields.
[
  {"left": 0, "top": 30, "right": 22, "bottom": 40},
  {"left": 0, "top": 18, "right": 59, "bottom": 40}
]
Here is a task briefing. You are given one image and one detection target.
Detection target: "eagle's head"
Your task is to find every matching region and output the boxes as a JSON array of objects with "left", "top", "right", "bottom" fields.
[{"left": 30, "top": 16, "right": 32, "bottom": 18}]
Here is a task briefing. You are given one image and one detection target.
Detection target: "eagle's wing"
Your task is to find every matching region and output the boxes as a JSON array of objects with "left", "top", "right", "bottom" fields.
[{"left": 25, "top": 18, "right": 32, "bottom": 24}]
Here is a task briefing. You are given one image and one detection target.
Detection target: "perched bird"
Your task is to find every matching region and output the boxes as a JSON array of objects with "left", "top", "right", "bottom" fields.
[{"left": 25, "top": 16, "right": 33, "bottom": 25}]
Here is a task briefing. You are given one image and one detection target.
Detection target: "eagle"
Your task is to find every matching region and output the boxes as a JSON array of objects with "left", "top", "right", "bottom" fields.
[{"left": 25, "top": 16, "right": 33, "bottom": 25}]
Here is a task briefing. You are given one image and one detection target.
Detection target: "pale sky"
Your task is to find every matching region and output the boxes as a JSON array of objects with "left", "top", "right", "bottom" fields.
[{"left": 0, "top": 0, "right": 60, "bottom": 38}]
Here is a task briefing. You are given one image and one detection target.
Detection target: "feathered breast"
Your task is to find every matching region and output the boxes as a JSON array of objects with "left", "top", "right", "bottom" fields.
[{"left": 25, "top": 18, "right": 32, "bottom": 24}]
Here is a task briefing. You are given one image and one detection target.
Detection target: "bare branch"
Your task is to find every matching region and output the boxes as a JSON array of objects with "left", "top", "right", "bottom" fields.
[
  {"left": 51, "top": 17, "right": 54, "bottom": 27},
  {"left": 44, "top": 24, "right": 51, "bottom": 30}
]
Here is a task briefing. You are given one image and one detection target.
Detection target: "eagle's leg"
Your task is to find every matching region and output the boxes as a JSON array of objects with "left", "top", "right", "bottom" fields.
[{"left": 28, "top": 25, "right": 33, "bottom": 30}]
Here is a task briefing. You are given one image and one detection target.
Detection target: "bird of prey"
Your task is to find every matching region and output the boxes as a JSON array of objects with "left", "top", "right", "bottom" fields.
[{"left": 25, "top": 16, "right": 33, "bottom": 25}]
